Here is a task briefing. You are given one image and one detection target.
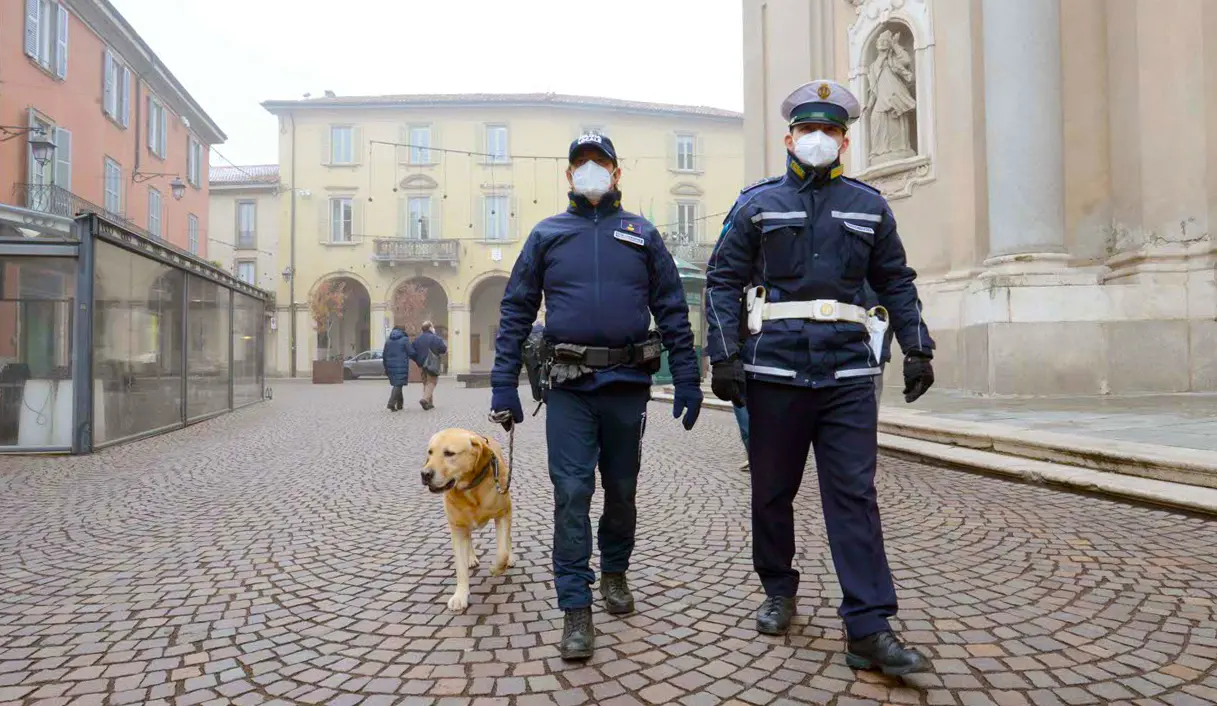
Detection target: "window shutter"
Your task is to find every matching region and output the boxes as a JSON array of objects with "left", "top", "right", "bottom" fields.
[
  {"left": 667, "top": 132, "right": 677, "bottom": 171},
  {"left": 120, "top": 67, "right": 131, "bottom": 127},
  {"left": 352, "top": 126, "right": 363, "bottom": 165},
  {"left": 55, "top": 5, "right": 69, "bottom": 78},
  {"left": 319, "top": 199, "right": 330, "bottom": 243},
  {"left": 54, "top": 128, "right": 71, "bottom": 189},
  {"left": 102, "top": 51, "right": 114, "bottom": 117},
  {"left": 397, "top": 197, "right": 406, "bottom": 238},
  {"left": 667, "top": 202, "right": 678, "bottom": 238},
  {"left": 428, "top": 123, "right": 440, "bottom": 164},
  {"left": 475, "top": 126, "right": 485, "bottom": 165},
  {"left": 695, "top": 135, "right": 704, "bottom": 172},
  {"left": 25, "top": 0, "right": 39, "bottom": 58},
  {"left": 398, "top": 125, "right": 408, "bottom": 164},
  {"left": 475, "top": 195, "right": 486, "bottom": 239},
  {"left": 429, "top": 196, "right": 441, "bottom": 238},
  {"left": 352, "top": 197, "right": 364, "bottom": 236},
  {"left": 159, "top": 105, "right": 168, "bottom": 157},
  {"left": 147, "top": 97, "right": 154, "bottom": 151},
  {"left": 696, "top": 202, "right": 705, "bottom": 241},
  {"left": 321, "top": 127, "right": 331, "bottom": 166}
]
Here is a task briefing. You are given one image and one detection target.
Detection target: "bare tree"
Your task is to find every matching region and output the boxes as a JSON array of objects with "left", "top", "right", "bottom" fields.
[{"left": 309, "top": 280, "right": 349, "bottom": 360}]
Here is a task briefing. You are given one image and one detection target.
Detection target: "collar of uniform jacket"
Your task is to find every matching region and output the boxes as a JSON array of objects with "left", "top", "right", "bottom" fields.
[
  {"left": 567, "top": 190, "right": 624, "bottom": 218},
  {"left": 785, "top": 152, "right": 845, "bottom": 190}
]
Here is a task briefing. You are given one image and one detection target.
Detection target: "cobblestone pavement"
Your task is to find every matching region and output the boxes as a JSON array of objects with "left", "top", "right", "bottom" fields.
[{"left": 1, "top": 382, "right": 1216, "bottom": 706}]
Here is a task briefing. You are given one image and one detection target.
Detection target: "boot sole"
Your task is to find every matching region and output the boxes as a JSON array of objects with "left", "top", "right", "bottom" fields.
[
  {"left": 756, "top": 622, "right": 791, "bottom": 636},
  {"left": 603, "top": 600, "right": 634, "bottom": 616},
  {"left": 559, "top": 646, "right": 593, "bottom": 661},
  {"left": 846, "top": 653, "right": 932, "bottom": 676}
]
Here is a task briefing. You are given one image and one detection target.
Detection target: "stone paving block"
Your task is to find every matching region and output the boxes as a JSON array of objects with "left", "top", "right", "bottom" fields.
[{"left": 0, "top": 386, "right": 1214, "bottom": 706}]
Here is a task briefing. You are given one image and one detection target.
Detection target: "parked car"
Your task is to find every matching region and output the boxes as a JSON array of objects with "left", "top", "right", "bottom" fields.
[{"left": 343, "top": 350, "right": 385, "bottom": 379}]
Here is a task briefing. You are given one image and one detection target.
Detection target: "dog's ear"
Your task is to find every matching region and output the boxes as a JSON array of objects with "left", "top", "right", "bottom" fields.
[{"left": 470, "top": 434, "right": 493, "bottom": 476}]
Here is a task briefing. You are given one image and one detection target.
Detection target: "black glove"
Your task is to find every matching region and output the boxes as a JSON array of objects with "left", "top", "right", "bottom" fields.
[
  {"left": 490, "top": 387, "right": 524, "bottom": 431},
  {"left": 902, "top": 351, "right": 934, "bottom": 403},
  {"left": 711, "top": 357, "right": 746, "bottom": 407}
]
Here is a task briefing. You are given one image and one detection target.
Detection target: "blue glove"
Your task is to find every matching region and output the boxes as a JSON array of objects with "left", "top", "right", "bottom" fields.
[
  {"left": 490, "top": 387, "right": 524, "bottom": 431},
  {"left": 672, "top": 382, "right": 703, "bottom": 431}
]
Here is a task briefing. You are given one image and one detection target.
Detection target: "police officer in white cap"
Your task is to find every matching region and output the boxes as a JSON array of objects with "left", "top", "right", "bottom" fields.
[{"left": 704, "top": 79, "right": 935, "bottom": 675}]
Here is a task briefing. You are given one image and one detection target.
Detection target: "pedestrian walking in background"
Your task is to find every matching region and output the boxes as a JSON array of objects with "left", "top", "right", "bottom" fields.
[
  {"left": 413, "top": 321, "right": 448, "bottom": 411},
  {"left": 382, "top": 325, "right": 414, "bottom": 412}
]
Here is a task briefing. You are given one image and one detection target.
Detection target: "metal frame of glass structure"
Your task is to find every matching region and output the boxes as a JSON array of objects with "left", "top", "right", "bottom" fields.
[{"left": 0, "top": 204, "right": 270, "bottom": 455}]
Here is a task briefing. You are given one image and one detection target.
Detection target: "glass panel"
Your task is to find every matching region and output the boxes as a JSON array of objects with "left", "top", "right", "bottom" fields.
[
  {"left": 186, "top": 275, "right": 230, "bottom": 420},
  {"left": 92, "top": 241, "right": 185, "bottom": 445},
  {"left": 0, "top": 256, "right": 76, "bottom": 448},
  {"left": 232, "top": 293, "right": 262, "bottom": 407}
]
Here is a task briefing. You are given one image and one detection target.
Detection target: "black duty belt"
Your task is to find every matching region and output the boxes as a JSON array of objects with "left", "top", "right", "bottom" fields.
[{"left": 553, "top": 335, "right": 663, "bottom": 369}]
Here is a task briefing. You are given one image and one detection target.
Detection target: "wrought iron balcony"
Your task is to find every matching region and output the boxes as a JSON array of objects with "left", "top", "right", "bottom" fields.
[
  {"left": 666, "top": 242, "right": 715, "bottom": 266},
  {"left": 13, "top": 182, "right": 122, "bottom": 222},
  {"left": 371, "top": 237, "right": 459, "bottom": 265}
]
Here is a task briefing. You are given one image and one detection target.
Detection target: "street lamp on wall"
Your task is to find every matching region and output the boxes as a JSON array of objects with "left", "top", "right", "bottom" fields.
[
  {"left": 27, "top": 132, "right": 57, "bottom": 167},
  {"left": 133, "top": 171, "right": 187, "bottom": 200}
]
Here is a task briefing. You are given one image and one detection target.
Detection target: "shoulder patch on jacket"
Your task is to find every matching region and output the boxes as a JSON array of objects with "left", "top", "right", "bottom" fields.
[
  {"left": 740, "top": 175, "right": 782, "bottom": 194},
  {"left": 841, "top": 176, "right": 881, "bottom": 196}
]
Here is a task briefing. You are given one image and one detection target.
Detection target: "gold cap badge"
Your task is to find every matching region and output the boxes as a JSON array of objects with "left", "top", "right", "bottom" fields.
[{"left": 817, "top": 83, "right": 831, "bottom": 100}]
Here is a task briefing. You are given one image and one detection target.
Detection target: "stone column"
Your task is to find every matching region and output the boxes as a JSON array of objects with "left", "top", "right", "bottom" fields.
[
  {"left": 370, "top": 304, "right": 389, "bottom": 350},
  {"left": 448, "top": 304, "right": 471, "bottom": 375},
  {"left": 981, "top": 0, "right": 1068, "bottom": 262}
]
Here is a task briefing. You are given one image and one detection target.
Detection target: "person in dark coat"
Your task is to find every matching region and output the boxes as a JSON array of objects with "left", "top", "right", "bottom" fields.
[
  {"left": 382, "top": 325, "right": 415, "bottom": 412},
  {"left": 412, "top": 321, "right": 448, "bottom": 411}
]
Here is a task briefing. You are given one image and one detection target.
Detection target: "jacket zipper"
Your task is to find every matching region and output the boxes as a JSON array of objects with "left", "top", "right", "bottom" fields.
[{"left": 592, "top": 210, "right": 601, "bottom": 319}]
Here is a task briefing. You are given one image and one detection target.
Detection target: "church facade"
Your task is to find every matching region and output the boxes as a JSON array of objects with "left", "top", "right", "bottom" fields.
[{"left": 743, "top": 0, "right": 1217, "bottom": 395}]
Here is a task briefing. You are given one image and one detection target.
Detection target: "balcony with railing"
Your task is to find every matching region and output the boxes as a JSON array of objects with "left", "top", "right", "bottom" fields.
[
  {"left": 371, "top": 238, "right": 460, "bottom": 265},
  {"left": 14, "top": 183, "right": 120, "bottom": 222},
  {"left": 666, "top": 241, "right": 715, "bottom": 266}
]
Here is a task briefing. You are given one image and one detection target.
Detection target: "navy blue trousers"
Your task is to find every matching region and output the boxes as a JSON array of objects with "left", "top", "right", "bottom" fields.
[
  {"left": 747, "top": 379, "right": 897, "bottom": 640},
  {"left": 546, "top": 383, "right": 650, "bottom": 610}
]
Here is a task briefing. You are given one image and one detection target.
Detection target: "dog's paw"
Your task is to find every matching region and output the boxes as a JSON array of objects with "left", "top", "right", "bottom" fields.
[
  {"left": 468, "top": 552, "right": 480, "bottom": 570},
  {"left": 446, "top": 590, "right": 470, "bottom": 612},
  {"left": 490, "top": 553, "right": 516, "bottom": 576}
]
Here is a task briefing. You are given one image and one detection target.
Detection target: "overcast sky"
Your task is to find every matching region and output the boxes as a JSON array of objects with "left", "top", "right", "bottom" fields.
[{"left": 108, "top": 0, "right": 745, "bottom": 168}]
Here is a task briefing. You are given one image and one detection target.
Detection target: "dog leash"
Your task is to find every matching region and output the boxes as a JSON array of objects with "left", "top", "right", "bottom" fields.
[{"left": 486, "top": 411, "right": 515, "bottom": 494}]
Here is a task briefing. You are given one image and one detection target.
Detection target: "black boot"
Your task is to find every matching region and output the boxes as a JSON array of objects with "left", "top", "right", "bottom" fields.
[
  {"left": 755, "top": 596, "right": 796, "bottom": 635},
  {"left": 846, "top": 630, "right": 933, "bottom": 676},
  {"left": 559, "top": 607, "right": 594, "bottom": 661},
  {"left": 599, "top": 573, "right": 635, "bottom": 615}
]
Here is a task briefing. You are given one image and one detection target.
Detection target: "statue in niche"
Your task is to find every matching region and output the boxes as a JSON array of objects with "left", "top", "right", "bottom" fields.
[{"left": 865, "top": 28, "right": 917, "bottom": 164}]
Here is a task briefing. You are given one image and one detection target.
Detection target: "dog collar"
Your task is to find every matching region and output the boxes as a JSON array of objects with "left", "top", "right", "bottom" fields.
[{"left": 459, "top": 437, "right": 500, "bottom": 491}]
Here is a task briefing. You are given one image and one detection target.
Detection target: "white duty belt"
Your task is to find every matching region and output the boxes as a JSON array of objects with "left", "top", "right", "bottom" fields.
[{"left": 745, "top": 285, "right": 890, "bottom": 364}]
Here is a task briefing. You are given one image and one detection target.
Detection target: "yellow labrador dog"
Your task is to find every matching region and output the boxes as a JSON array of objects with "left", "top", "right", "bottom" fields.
[{"left": 422, "top": 428, "right": 515, "bottom": 612}]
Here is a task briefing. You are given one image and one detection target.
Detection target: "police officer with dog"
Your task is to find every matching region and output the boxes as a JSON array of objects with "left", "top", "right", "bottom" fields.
[
  {"left": 490, "top": 133, "right": 703, "bottom": 661},
  {"left": 705, "top": 80, "right": 936, "bottom": 676}
]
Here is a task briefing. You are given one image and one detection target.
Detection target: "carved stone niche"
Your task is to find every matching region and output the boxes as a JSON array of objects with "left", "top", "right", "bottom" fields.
[{"left": 846, "top": 0, "right": 936, "bottom": 200}]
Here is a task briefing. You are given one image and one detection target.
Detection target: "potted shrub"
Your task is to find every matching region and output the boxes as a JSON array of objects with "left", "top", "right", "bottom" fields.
[{"left": 310, "top": 280, "right": 348, "bottom": 384}]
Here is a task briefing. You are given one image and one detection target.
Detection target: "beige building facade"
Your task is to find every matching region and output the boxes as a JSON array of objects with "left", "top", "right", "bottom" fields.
[
  {"left": 261, "top": 93, "right": 744, "bottom": 377},
  {"left": 208, "top": 164, "right": 281, "bottom": 375},
  {"left": 744, "top": 0, "right": 1217, "bottom": 395}
]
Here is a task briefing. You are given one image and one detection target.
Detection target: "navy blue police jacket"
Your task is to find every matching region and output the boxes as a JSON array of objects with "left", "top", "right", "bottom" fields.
[
  {"left": 704, "top": 154, "right": 933, "bottom": 389},
  {"left": 491, "top": 190, "right": 700, "bottom": 392}
]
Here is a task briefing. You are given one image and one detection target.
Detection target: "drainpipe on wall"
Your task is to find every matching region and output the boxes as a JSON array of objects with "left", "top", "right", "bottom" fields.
[{"left": 289, "top": 112, "right": 298, "bottom": 378}]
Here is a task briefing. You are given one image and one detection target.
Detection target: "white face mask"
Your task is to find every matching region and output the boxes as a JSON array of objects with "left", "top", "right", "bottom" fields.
[
  {"left": 793, "top": 130, "right": 842, "bottom": 168},
  {"left": 570, "top": 161, "right": 614, "bottom": 200}
]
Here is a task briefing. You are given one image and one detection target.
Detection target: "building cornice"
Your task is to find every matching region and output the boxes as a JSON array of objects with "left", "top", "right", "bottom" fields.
[{"left": 65, "top": 0, "right": 226, "bottom": 145}]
